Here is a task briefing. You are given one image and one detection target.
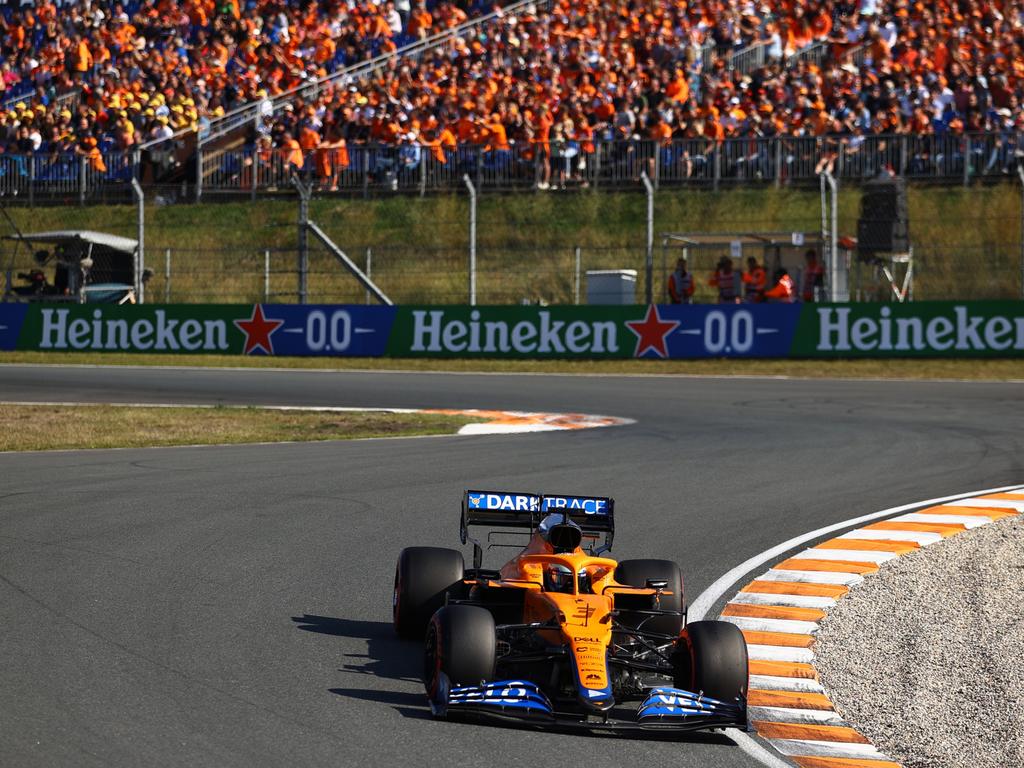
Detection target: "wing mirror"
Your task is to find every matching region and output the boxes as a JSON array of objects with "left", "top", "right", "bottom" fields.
[{"left": 645, "top": 579, "right": 668, "bottom": 591}]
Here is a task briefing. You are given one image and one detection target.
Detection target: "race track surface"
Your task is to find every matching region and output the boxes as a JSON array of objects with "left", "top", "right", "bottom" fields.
[{"left": 1, "top": 364, "right": 1021, "bottom": 768}]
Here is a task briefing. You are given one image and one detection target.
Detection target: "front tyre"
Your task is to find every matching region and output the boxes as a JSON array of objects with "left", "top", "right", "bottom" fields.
[
  {"left": 673, "top": 620, "right": 748, "bottom": 702},
  {"left": 424, "top": 604, "right": 496, "bottom": 698},
  {"left": 393, "top": 547, "right": 464, "bottom": 639}
]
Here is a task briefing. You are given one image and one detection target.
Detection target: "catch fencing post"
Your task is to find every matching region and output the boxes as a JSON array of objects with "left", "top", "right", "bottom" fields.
[
  {"left": 574, "top": 246, "right": 581, "bottom": 305},
  {"left": 1018, "top": 166, "right": 1024, "bottom": 299},
  {"left": 365, "top": 247, "right": 373, "bottom": 304},
  {"left": 292, "top": 176, "right": 311, "bottom": 304},
  {"left": 164, "top": 248, "right": 171, "bottom": 303},
  {"left": 963, "top": 137, "right": 970, "bottom": 187},
  {"left": 463, "top": 174, "right": 477, "bottom": 306},
  {"left": 251, "top": 150, "right": 259, "bottom": 202},
  {"left": 773, "top": 138, "right": 782, "bottom": 189},
  {"left": 264, "top": 249, "right": 271, "bottom": 301},
  {"left": 79, "top": 156, "right": 87, "bottom": 206},
  {"left": 28, "top": 155, "right": 34, "bottom": 208},
  {"left": 641, "top": 171, "right": 654, "bottom": 305},
  {"left": 195, "top": 144, "right": 203, "bottom": 203},
  {"left": 131, "top": 177, "right": 145, "bottom": 303},
  {"left": 820, "top": 171, "right": 840, "bottom": 302}
]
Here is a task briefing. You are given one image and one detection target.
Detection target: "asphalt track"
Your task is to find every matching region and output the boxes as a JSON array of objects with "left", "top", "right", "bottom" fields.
[{"left": 0, "top": 363, "right": 1021, "bottom": 768}]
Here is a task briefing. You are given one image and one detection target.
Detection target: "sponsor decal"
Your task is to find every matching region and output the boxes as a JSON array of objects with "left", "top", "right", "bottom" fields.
[
  {"left": 625, "top": 304, "right": 679, "bottom": 358},
  {"left": 402, "top": 308, "right": 621, "bottom": 356},
  {"left": 35, "top": 307, "right": 233, "bottom": 352},
  {"left": 234, "top": 304, "right": 283, "bottom": 355},
  {"left": 805, "top": 304, "right": 1024, "bottom": 355},
  {"left": 542, "top": 496, "right": 609, "bottom": 515},
  {"left": 467, "top": 492, "right": 539, "bottom": 512},
  {"left": 3, "top": 302, "right": 1019, "bottom": 359}
]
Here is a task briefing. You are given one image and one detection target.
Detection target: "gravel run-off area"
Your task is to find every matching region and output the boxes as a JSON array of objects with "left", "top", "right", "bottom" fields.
[{"left": 814, "top": 514, "right": 1024, "bottom": 768}]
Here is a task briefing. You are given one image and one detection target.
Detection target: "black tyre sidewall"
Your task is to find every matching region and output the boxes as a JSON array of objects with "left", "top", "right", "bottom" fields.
[
  {"left": 393, "top": 546, "right": 464, "bottom": 639},
  {"left": 675, "top": 620, "right": 748, "bottom": 702},
  {"left": 424, "top": 604, "right": 496, "bottom": 695}
]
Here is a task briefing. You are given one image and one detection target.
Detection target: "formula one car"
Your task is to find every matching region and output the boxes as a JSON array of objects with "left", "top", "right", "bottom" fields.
[{"left": 392, "top": 491, "right": 748, "bottom": 732}]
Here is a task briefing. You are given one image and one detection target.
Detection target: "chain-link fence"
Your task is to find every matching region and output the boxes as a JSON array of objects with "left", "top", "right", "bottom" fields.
[{"left": 2, "top": 182, "right": 1021, "bottom": 303}]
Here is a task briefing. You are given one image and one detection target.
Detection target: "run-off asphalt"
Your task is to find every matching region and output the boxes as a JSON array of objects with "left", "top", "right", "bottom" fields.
[
  {"left": 815, "top": 513, "right": 1024, "bottom": 768},
  {"left": 0, "top": 364, "right": 1021, "bottom": 768}
]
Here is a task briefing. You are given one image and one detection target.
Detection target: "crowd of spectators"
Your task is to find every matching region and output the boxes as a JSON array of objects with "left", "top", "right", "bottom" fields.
[
  {"left": 0, "top": 0, "right": 1022, "bottom": 183},
  {"left": 261, "top": 0, "right": 1024, "bottom": 187},
  {"left": 0, "top": 0, "right": 490, "bottom": 164}
]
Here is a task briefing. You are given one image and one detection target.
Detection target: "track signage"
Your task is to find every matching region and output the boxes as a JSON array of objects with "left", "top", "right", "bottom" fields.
[{"left": 0, "top": 302, "right": 1020, "bottom": 358}]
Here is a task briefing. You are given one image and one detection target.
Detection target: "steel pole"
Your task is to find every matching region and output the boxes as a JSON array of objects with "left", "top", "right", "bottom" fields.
[
  {"left": 292, "top": 176, "right": 310, "bottom": 304},
  {"left": 463, "top": 174, "right": 477, "bottom": 305},
  {"left": 641, "top": 172, "right": 654, "bottom": 305},
  {"left": 1019, "top": 166, "right": 1024, "bottom": 300},
  {"left": 828, "top": 171, "right": 839, "bottom": 301},
  {"left": 131, "top": 177, "right": 145, "bottom": 303},
  {"left": 574, "top": 246, "right": 581, "bottom": 305}
]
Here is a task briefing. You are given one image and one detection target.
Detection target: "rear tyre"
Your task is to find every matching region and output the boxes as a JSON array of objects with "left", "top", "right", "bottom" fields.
[
  {"left": 424, "top": 604, "right": 496, "bottom": 695},
  {"left": 393, "top": 547, "right": 464, "bottom": 639},
  {"left": 673, "top": 620, "right": 748, "bottom": 702},
  {"left": 613, "top": 558, "right": 685, "bottom": 636}
]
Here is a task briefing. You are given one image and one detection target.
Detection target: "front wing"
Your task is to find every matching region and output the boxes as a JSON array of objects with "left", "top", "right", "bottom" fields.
[{"left": 430, "top": 676, "right": 746, "bottom": 733}]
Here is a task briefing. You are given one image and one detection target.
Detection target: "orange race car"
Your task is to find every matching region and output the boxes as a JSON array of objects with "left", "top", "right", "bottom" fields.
[{"left": 393, "top": 491, "right": 748, "bottom": 731}]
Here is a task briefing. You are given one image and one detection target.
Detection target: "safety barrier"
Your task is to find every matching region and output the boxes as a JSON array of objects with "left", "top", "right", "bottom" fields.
[
  {"left": 196, "top": 133, "right": 1024, "bottom": 195},
  {"left": 2, "top": 302, "right": 1021, "bottom": 359},
  {"left": 0, "top": 133, "right": 1019, "bottom": 204}
]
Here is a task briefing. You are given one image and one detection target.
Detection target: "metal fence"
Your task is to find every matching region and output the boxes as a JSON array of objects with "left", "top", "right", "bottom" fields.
[
  {"left": 200, "top": 133, "right": 1024, "bottom": 198},
  {"left": 0, "top": 133, "right": 1022, "bottom": 206}
]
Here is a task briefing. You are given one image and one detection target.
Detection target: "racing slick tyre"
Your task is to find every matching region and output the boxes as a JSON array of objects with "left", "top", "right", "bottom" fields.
[
  {"left": 393, "top": 547, "right": 465, "bottom": 640},
  {"left": 424, "top": 604, "right": 496, "bottom": 693},
  {"left": 673, "top": 620, "right": 748, "bottom": 702},
  {"left": 613, "top": 559, "right": 685, "bottom": 636}
]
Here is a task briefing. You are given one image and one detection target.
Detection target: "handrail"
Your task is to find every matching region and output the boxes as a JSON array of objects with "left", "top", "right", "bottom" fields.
[{"left": 192, "top": 0, "right": 553, "bottom": 148}]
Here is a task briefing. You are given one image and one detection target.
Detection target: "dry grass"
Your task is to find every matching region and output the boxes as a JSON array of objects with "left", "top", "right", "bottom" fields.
[
  {"left": 0, "top": 403, "right": 480, "bottom": 451},
  {"left": 2, "top": 351, "right": 1021, "bottom": 381}
]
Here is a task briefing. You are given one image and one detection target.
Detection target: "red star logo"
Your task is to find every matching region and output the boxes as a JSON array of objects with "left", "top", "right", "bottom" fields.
[
  {"left": 626, "top": 305, "right": 680, "bottom": 358},
  {"left": 234, "top": 304, "right": 284, "bottom": 355}
]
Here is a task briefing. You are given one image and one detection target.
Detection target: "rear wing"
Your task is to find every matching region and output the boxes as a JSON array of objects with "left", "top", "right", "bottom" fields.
[{"left": 460, "top": 490, "right": 614, "bottom": 567}]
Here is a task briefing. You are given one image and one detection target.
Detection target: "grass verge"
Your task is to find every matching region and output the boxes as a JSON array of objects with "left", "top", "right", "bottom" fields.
[
  {"left": 0, "top": 403, "right": 482, "bottom": 451},
  {"left": 4, "top": 185, "right": 1020, "bottom": 302},
  {"left": 1, "top": 351, "right": 1021, "bottom": 380}
]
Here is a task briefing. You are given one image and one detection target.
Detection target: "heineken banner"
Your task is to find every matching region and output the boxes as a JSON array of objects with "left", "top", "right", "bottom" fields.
[{"left": 0, "top": 302, "right": 1021, "bottom": 358}]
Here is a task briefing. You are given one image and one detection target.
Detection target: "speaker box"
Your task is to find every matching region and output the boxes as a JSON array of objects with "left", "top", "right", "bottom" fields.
[{"left": 857, "top": 174, "right": 909, "bottom": 259}]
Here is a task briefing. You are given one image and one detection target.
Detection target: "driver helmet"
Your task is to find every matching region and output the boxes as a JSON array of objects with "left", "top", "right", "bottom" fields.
[{"left": 543, "top": 563, "right": 575, "bottom": 593}]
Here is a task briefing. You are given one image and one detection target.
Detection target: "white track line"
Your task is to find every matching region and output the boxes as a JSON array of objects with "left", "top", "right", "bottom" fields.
[
  {"left": 745, "top": 645, "right": 815, "bottom": 663},
  {"left": 837, "top": 529, "right": 943, "bottom": 545},
  {"left": 728, "top": 593, "right": 837, "bottom": 609},
  {"left": 944, "top": 498, "right": 1024, "bottom": 511},
  {"left": 893, "top": 512, "right": 991, "bottom": 527},
  {"left": 689, "top": 483, "right": 1024, "bottom": 768},
  {"left": 721, "top": 616, "right": 819, "bottom": 635},
  {"left": 756, "top": 569, "right": 864, "bottom": 586},
  {"left": 791, "top": 548, "right": 896, "bottom": 564},
  {"left": 769, "top": 739, "right": 892, "bottom": 759},
  {"left": 748, "top": 706, "right": 847, "bottom": 725},
  {"left": 748, "top": 675, "right": 825, "bottom": 693},
  {"left": 4, "top": 360, "right": 1024, "bottom": 384}
]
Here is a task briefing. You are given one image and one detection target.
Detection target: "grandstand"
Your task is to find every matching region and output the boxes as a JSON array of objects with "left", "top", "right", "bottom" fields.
[{"left": 0, "top": 0, "right": 1021, "bottom": 199}]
